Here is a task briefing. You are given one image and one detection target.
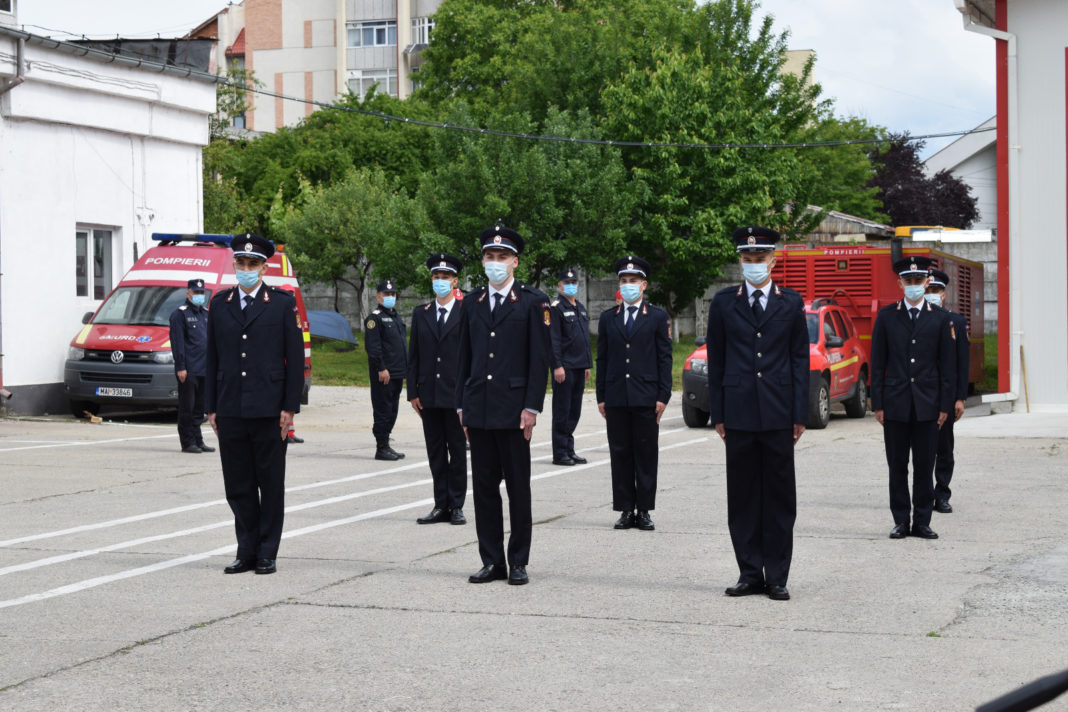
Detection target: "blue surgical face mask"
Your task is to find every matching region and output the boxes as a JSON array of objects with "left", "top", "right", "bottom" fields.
[
  {"left": 484, "top": 260, "right": 510, "bottom": 285},
  {"left": 903, "top": 284, "right": 926, "bottom": 302},
  {"left": 191, "top": 293, "right": 206, "bottom": 307},
  {"left": 235, "top": 269, "right": 261, "bottom": 289},
  {"left": 742, "top": 262, "right": 770, "bottom": 285},
  {"left": 382, "top": 295, "right": 397, "bottom": 309},
  {"left": 432, "top": 279, "right": 453, "bottom": 298},
  {"left": 619, "top": 283, "right": 642, "bottom": 304},
  {"left": 562, "top": 283, "right": 578, "bottom": 297},
  {"left": 924, "top": 293, "right": 943, "bottom": 306}
]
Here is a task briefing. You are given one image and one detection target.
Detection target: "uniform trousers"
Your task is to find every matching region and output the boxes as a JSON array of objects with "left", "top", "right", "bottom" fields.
[
  {"left": 216, "top": 416, "right": 287, "bottom": 559},
  {"left": 420, "top": 407, "right": 467, "bottom": 509},
  {"left": 934, "top": 415, "right": 955, "bottom": 502},
  {"left": 605, "top": 405, "right": 658, "bottom": 511},
  {"left": 369, "top": 374, "right": 403, "bottom": 446},
  {"left": 467, "top": 427, "right": 532, "bottom": 568},
  {"left": 883, "top": 417, "right": 938, "bottom": 527},
  {"left": 551, "top": 368, "right": 585, "bottom": 459},
  {"left": 176, "top": 374, "right": 206, "bottom": 448},
  {"left": 724, "top": 428, "right": 796, "bottom": 587}
]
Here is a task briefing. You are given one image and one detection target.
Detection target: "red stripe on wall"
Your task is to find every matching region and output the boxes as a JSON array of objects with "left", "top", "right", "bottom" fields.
[{"left": 996, "top": 0, "right": 1010, "bottom": 393}]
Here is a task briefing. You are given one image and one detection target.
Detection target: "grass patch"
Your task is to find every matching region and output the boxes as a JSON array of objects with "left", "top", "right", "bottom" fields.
[{"left": 977, "top": 332, "right": 998, "bottom": 394}]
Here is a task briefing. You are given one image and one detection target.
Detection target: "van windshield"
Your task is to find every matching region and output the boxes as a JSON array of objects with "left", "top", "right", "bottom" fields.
[{"left": 93, "top": 286, "right": 209, "bottom": 326}]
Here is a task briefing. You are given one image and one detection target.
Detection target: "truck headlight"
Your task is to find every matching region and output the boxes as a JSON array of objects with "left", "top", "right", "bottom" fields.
[
  {"left": 151, "top": 351, "right": 174, "bottom": 364},
  {"left": 689, "top": 358, "right": 708, "bottom": 375},
  {"left": 68, "top": 346, "right": 86, "bottom": 360}
]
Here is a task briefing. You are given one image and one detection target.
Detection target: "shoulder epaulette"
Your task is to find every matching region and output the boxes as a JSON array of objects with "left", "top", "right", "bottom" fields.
[
  {"left": 371, "top": 309, "right": 381, "bottom": 315},
  {"left": 178, "top": 305, "right": 187, "bottom": 311},
  {"left": 551, "top": 299, "right": 560, "bottom": 307}
]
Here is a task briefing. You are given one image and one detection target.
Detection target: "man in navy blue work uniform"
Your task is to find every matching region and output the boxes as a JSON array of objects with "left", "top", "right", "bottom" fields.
[
  {"left": 596, "top": 256, "right": 672, "bottom": 531},
  {"left": 408, "top": 253, "right": 468, "bottom": 526},
  {"left": 550, "top": 268, "right": 593, "bottom": 466},
  {"left": 871, "top": 257, "right": 955, "bottom": 540},
  {"left": 169, "top": 278, "right": 213, "bottom": 454},
  {"left": 206, "top": 234, "right": 304, "bottom": 575},
  {"left": 365, "top": 279, "right": 408, "bottom": 461},
  {"left": 706, "top": 226, "right": 808, "bottom": 601},
  {"left": 455, "top": 224, "right": 552, "bottom": 586},
  {"left": 926, "top": 268, "right": 970, "bottom": 514}
]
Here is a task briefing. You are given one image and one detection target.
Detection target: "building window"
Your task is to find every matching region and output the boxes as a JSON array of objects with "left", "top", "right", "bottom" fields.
[
  {"left": 346, "top": 21, "right": 397, "bottom": 48},
  {"left": 76, "top": 228, "right": 115, "bottom": 299},
  {"left": 347, "top": 69, "right": 397, "bottom": 99},
  {"left": 411, "top": 17, "right": 434, "bottom": 45},
  {"left": 0, "top": 0, "right": 12, "bottom": 14}
]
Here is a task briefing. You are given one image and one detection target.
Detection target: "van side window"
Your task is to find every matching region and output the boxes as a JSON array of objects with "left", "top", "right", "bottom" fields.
[{"left": 831, "top": 311, "right": 849, "bottom": 338}]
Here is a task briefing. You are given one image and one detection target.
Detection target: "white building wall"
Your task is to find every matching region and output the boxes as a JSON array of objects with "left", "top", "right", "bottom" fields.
[
  {"left": 1009, "top": 0, "right": 1068, "bottom": 408},
  {"left": 0, "top": 35, "right": 214, "bottom": 411}
]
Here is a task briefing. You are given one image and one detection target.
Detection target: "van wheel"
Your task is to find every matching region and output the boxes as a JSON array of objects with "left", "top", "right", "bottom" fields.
[
  {"left": 69, "top": 400, "right": 100, "bottom": 418},
  {"left": 682, "top": 402, "right": 710, "bottom": 428},
  {"left": 845, "top": 370, "right": 868, "bottom": 418},
  {"left": 808, "top": 377, "right": 830, "bottom": 429}
]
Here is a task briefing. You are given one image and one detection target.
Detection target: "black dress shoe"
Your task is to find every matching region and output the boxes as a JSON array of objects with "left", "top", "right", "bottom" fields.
[
  {"left": 569, "top": 453, "right": 588, "bottom": 464},
  {"left": 286, "top": 435, "right": 304, "bottom": 444},
  {"left": 613, "top": 511, "right": 634, "bottom": 529},
  {"left": 725, "top": 581, "right": 766, "bottom": 597},
  {"left": 552, "top": 456, "right": 575, "bottom": 466},
  {"left": 375, "top": 448, "right": 403, "bottom": 461},
  {"left": 450, "top": 508, "right": 467, "bottom": 525},
  {"left": 468, "top": 564, "right": 507, "bottom": 583},
  {"left": 417, "top": 507, "right": 450, "bottom": 524},
  {"left": 767, "top": 585, "right": 790, "bottom": 601},
  {"left": 635, "top": 510, "right": 655, "bottom": 531},
  {"left": 889, "top": 523, "right": 910, "bottom": 539},
  {"left": 911, "top": 524, "right": 939, "bottom": 539},
  {"left": 255, "top": 558, "right": 277, "bottom": 574},
  {"left": 934, "top": 499, "right": 953, "bottom": 513},
  {"left": 224, "top": 558, "right": 256, "bottom": 574},
  {"left": 508, "top": 566, "right": 529, "bottom": 585},
  {"left": 195, "top": 442, "right": 215, "bottom": 453},
  {"left": 181, "top": 445, "right": 203, "bottom": 454},
  {"left": 387, "top": 446, "right": 405, "bottom": 459}
]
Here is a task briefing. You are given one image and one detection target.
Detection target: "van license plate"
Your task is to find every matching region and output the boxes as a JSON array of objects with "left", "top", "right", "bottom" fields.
[{"left": 95, "top": 387, "right": 133, "bottom": 397}]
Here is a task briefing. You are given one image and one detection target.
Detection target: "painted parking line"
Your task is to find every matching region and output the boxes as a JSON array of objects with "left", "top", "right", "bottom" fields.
[
  {"left": 0, "top": 437, "right": 706, "bottom": 608},
  {"left": 0, "top": 433, "right": 176, "bottom": 453}
]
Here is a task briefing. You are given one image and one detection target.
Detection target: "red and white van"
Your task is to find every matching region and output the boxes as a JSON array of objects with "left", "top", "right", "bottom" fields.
[{"left": 64, "top": 233, "right": 312, "bottom": 417}]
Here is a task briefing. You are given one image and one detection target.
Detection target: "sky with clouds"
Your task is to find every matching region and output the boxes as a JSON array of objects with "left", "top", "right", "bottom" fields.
[{"left": 16, "top": 0, "right": 996, "bottom": 157}]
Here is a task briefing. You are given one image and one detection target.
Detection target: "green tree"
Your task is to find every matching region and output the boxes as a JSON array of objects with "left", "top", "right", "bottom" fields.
[{"left": 211, "top": 65, "right": 262, "bottom": 139}]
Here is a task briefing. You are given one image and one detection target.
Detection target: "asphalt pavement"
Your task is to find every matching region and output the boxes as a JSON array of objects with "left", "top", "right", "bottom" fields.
[{"left": 1, "top": 387, "right": 1066, "bottom": 711}]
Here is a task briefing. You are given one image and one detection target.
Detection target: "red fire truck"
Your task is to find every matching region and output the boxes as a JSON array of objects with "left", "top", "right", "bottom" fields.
[{"left": 771, "top": 242, "right": 985, "bottom": 388}]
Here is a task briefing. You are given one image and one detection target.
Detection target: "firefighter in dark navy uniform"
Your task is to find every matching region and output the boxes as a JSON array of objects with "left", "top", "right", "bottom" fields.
[
  {"left": 596, "top": 256, "right": 672, "bottom": 531},
  {"left": 169, "top": 278, "right": 213, "bottom": 454},
  {"left": 550, "top": 268, "right": 593, "bottom": 466},
  {"left": 706, "top": 226, "right": 808, "bottom": 602},
  {"left": 870, "top": 256, "right": 955, "bottom": 541},
  {"left": 408, "top": 253, "right": 468, "bottom": 526},
  {"left": 925, "top": 268, "right": 969, "bottom": 514},
  {"left": 364, "top": 279, "right": 408, "bottom": 461},
  {"left": 455, "top": 224, "right": 551, "bottom": 586},
  {"left": 205, "top": 233, "right": 304, "bottom": 576}
]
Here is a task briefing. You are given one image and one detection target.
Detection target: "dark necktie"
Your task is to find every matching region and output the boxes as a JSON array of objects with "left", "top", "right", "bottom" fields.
[
  {"left": 909, "top": 307, "right": 919, "bottom": 327},
  {"left": 752, "top": 289, "right": 764, "bottom": 321},
  {"left": 243, "top": 295, "right": 253, "bottom": 310},
  {"left": 626, "top": 306, "right": 637, "bottom": 337},
  {"left": 492, "top": 293, "right": 503, "bottom": 313},
  {"left": 438, "top": 307, "right": 447, "bottom": 336}
]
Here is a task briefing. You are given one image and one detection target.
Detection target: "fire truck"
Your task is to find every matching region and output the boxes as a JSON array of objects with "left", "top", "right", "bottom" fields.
[{"left": 771, "top": 241, "right": 985, "bottom": 388}]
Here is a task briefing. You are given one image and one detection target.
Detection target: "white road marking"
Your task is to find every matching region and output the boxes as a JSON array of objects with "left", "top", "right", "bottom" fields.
[{"left": 0, "top": 433, "right": 176, "bottom": 453}]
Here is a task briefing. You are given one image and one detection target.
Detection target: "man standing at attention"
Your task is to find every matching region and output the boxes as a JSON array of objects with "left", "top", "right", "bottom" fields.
[
  {"left": 707, "top": 226, "right": 807, "bottom": 602},
  {"left": 408, "top": 254, "right": 468, "bottom": 526},
  {"left": 364, "top": 279, "right": 408, "bottom": 461},
  {"left": 456, "top": 224, "right": 551, "bottom": 586},
  {"left": 169, "top": 278, "right": 213, "bottom": 454},
  {"left": 550, "top": 268, "right": 593, "bottom": 467},
  {"left": 596, "top": 256, "right": 672, "bottom": 531},
  {"left": 870, "top": 257, "right": 955, "bottom": 541},
  {"left": 206, "top": 234, "right": 304, "bottom": 576}
]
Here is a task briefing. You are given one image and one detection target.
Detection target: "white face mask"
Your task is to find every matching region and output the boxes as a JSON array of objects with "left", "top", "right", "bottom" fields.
[
  {"left": 742, "top": 263, "right": 770, "bottom": 285},
  {"left": 924, "top": 293, "right": 943, "bottom": 306}
]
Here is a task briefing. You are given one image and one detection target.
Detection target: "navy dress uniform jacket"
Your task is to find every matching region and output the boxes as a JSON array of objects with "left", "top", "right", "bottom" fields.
[
  {"left": 455, "top": 283, "right": 552, "bottom": 429},
  {"left": 550, "top": 299, "right": 593, "bottom": 370},
  {"left": 869, "top": 299, "right": 955, "bottom": 422},
  {"left": 706, "top": 283, "right": 808, "bottom": 430},
  {"left": 595, "top": 301, "right": 672, "bottom": 407},
  {"left": 407, "top": 299, "right": 463, "bottom": 408},
  {"left": 948, "top": 311, "right": 970, "bottom": 401},
  {"left": 169, "top": 301, "right": 208, "bottom": 376},
  {"left": 205, "top": 286, "right": 304, "bottom": 417},
  {"left": 364, "top": 307, "right": 408, "bottom": 377}
]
